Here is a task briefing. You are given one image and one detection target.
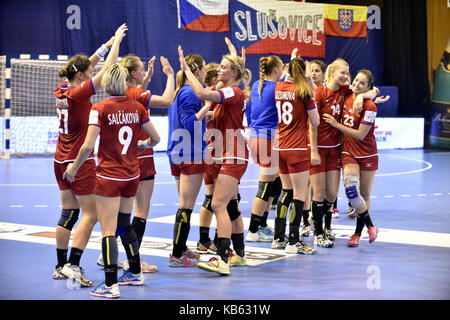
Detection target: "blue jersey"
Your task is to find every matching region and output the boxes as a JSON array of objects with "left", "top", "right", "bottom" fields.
[
  {"left": 167, "top": 85, "right": 206, "bottom": 164},
  {"left": 250, "top": 80, "right": 277, "bottom": 139}
]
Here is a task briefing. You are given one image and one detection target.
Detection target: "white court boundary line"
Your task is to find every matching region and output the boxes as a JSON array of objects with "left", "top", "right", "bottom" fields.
[{"left": 148, "top": 213, "right": 450, "bottom": 248}]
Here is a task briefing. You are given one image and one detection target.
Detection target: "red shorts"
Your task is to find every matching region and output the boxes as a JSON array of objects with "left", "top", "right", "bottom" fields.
[
  {"left": 204, "top": 163, "right": 221, "bottom": 185},
  {"left": 219, "top": 161, "right": 248, "bottom": 181},
  {"left": 249, "top": 137, "right": 278, "bottom": 168},
  {"left": 94, "top": 176, "right": 140, "bottom": 197},
  {"left": 138, "top": 156, "right": 156, "bottom": 180},
  {"left": 278, "top": 150, "right": 310, "bottom": 174},
  {"left": 170, "top": 161, "right": 206, "bottom": 177},
  {"left": 342, "top": 152, "right": 378, "bottom": 171},
  {"left": 309, "top": 147, "right": 341, "bottom": 175},
  {"left": 54, "top": 159, "right": 96, "bottom": 196}
]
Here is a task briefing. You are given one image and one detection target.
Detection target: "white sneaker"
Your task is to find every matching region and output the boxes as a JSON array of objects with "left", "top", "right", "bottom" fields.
[
  {"left": 61, "top": 263, "right": 93, "bottom": 287},
  {"left": 97, "top": 253, "right": 125, "bottom": 269},
  {"left": 271, "top": 238, "right": 288, "bottom": 249},
  {"left": 285, "top": 242, "right": 299, "bottom": 254},
  {"left": 52, "top": 266, "right": 67, "bottom": 280},
  {"left": 314, "top": 234, "right": 334, "bottom": 248},
  {"left": 245, "top": 231, "right": 258, "bottom": 242},
  {"left": 301, "top": 225, "right": 311, "bottom": 237}
]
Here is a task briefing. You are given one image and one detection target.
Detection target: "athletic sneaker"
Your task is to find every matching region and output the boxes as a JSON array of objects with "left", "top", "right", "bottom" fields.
[
  {"left": 168, "top": 253, "right": 198, "bottom": 267},
  {"left": 347, "top": 234, "right": 361, "bottom": 247},
  {"left": 123, "top": 259, "right": 157, "bottom": 273},
  {"left": 184, "top": 248, "right": 201, "bottom": 261},
  {"left": 324, "top": 228, "right": 335, "bottom": 241},
  {"left": 207, "top": 242, "right": 218, "bottom": 254},
  {"left": 228, "top": 251, "right": 247, "bottom": 267},
  {"left": 314, "top": 234, "right": 334, "bottom": 248},
  {"left": 332, "top": 208, "right": 340, "bottom": 218},
  {"left": 97, "top": 253, "right": 125, "bottom": 269},
  {"left": 52, "top": 266, "right": 67, "bottom": 280},
  {"left": 301, "top": 225, "right": 311, "bottom": 237},
  {"left": 297, "top": 241, "right": 318, "bottom": 255},
  {"left": 196, "top": 241, "right": 213, "bottom": 254},
  {"left": 348, "top": 207, "right": 358, "bottom": 218},
  {"left": 197, "top": 257, "right": 230, "bottom": 275},
  {"left": 90, "top": 283, "right": 120, "bottom": 299},
  {"left": 61, "top": 263, "right": 93, "bottom": 287},
  {"left": 257, "top": 226, "right": 274, "bottom": 242},
  {"left": 271, "top": 238, "right": 289, "bottom": 249},
  {"left": 367, "top": 226, "right": 379, "bottom": 243},
  {"left": 245, "top": 231, "right": 259, "bottom": 242},
  {"left": 117, "top": 270, "right": 145, "bottom": 286},
  {"left": 285, "top": 241, "right": 317, "bottom": 255}
]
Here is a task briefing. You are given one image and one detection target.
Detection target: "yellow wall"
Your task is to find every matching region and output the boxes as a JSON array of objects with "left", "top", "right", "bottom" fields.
[{"left": 427, "top": 0, "right": 450, "bottom": 93}]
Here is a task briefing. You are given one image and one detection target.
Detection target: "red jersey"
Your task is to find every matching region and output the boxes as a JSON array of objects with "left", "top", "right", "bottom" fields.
[
  {"left": 125, "top": 86, "right": 153, "bottom": 160},
  {"left": 89, "top": 96, "right": 150, "bottom": 180},
  {"left": 314, "top": 84, "right": 353, "bottom": 148},
  {"left": 274, "top": 80, "right": 316, "bottom": 150},
  {"left": 342, "top": 95, "right": 378, "bottom": 157},
  {"left": 54, "top": 79, "right": 95, "bottom": 163},
  {"left": 212, "top": 86, "right": 248, "bottom": 160}
]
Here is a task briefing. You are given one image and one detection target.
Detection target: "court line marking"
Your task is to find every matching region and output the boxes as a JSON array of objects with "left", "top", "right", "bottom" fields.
[
  {"left": 0, "top": 222, "right": 292, "bottom": 266},
  {"left": 147, "top": 213, "right": 450, "bottom": 248}
]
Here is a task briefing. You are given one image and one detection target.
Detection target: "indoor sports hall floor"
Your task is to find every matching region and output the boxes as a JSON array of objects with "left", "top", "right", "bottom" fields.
[{"left": 0, "top": 149, "right": 449, "bottom": 300}]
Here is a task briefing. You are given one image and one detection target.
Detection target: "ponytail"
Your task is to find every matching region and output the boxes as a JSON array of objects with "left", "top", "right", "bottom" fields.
[
  {"left": 58, "top": 55, "right": 91, "bottom": 81},
  {"left": 258, "top": 55, "right": 282, "bottom": 100},
  {"left": 174, "top": 54, "right": 205, "bottom": 98},
  {"left": 289, "top": 57, "right": 312, "bottom": 102}
]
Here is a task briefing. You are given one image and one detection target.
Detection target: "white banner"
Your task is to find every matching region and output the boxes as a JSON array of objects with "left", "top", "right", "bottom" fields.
[{"left": 0, "top": 116, "right": 424, "bottom": 154}]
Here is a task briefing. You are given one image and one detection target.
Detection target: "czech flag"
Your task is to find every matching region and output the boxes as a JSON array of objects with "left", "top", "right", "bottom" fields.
[
  {"left": 324, "top": 4, "right": 367, "bottom": 38},
  {"left": 177, "top": 0, "right": 230, "bottom": 32},
  {"left": 230, "top": 0, "right": 325, "bottom": 58}
]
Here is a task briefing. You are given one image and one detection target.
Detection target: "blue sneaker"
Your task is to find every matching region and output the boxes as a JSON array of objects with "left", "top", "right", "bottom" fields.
[
  {"left": 117, "top": 270, "right": 145, "bottom": 286},
  {"left": 257, "top": 226, "right": 274, "bottom": 242},
  {"left": 90, "top": 283, "right": 120, "bottom": 299}
]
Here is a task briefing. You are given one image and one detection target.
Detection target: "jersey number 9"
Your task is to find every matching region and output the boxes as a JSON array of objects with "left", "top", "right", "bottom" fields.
[{"left": 118, "top": 126, "right": 133, "bottom": 155}]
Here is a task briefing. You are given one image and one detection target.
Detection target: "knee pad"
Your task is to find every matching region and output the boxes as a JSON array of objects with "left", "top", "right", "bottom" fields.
[
  {"left": 175, "top": 208, "right": 192, "bottom": 223},
  {"left": 202, "top": 195, "right": 213, "bottom": 212},
  {"left": 227, "top": 199, "right": 241, "bottom": 221},
  {"left": 343, "top": 174, "right": 366, "bottom": 210},
  {"left": 256, "top": 181, "right": 274, "bottom": 201},
  {"left": 57, "top": 208, "right": 80, "bottom": 231}
]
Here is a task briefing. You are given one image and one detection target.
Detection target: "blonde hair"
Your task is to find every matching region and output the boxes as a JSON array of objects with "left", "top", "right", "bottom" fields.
[
  {"left": 258, "top": 55, "right": 283, "bottom": 99},
  {"left": 119, "top": 55, "right": 142, "bottom": 75},
  {"left": 175, "top": 54, "right": 205, "bottom": 98},
  {"left": 205, "top": 62, "right": 219, "bottom": 87},
  {"left": 101, "top": 64, "right": 129, "bottom": 96},
  {"left": 223, "top": 54, "right": 252, "bottom": 86},
  {"left": 58, "top": 55, "right": 91, "bottom": 81},
  {"left": 288, "top": 57, "right": 313, "bottom": 102},
  {"left": 324, "top": 58, "right": 349, "bottom": 84}
]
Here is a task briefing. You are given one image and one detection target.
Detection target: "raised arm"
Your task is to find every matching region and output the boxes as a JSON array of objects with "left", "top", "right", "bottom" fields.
[
  {"left": 91, "top": 23, "right": 128, "bottom": 91},
  {"left": 89, "top": 36, "right": 115, "bottom": 68},
  {"left": 178, "top": 46, "right": 222, "bottom": 102},
  {"left": 138, "top": 56, "right": 156, "bottom": 90},
  {"left": 148, "top": 56, "right": 175, "bottom": 108}
]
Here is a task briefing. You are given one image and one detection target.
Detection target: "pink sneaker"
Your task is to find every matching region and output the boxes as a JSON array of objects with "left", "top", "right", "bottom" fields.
[
  {"left": 347, "top": 234, "right": 361, "bottom": 247},
  {"left": 184, "top": 248, "right": 201, "bottom": 261},
  {"left": 168, "top": 253, "right": 198, "bottom": 267},
  {"left": 367, "top": 226, "right": 379, "bottom": 243}
]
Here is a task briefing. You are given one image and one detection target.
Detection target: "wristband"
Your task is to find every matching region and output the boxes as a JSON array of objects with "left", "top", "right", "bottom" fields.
[
  {"left": 95, "top": 44, "right": 109, "bottom": 59},
  {"left": 143, "top": 138, "right": 152, "bottom": 148}
]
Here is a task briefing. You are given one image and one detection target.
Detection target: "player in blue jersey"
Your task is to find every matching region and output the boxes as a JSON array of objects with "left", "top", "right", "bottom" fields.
[
  {"left": 167, "top": 53, "right": 211, "bottom": 267},
  {"left": 246, "top": 55, "right": 284, "bottom": 243}
]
